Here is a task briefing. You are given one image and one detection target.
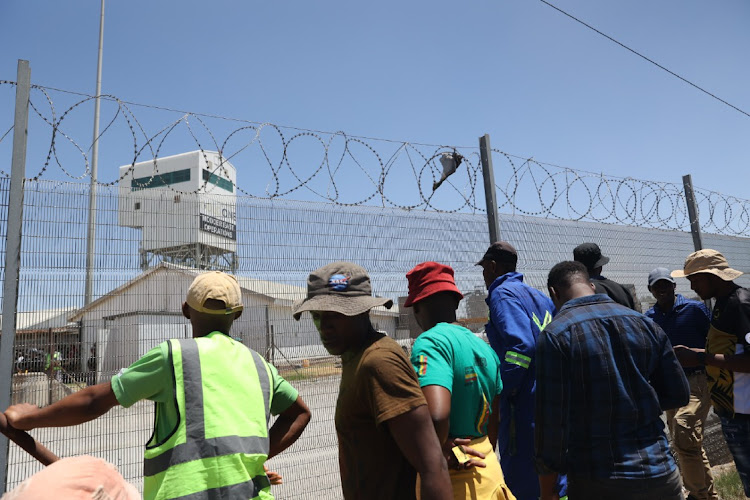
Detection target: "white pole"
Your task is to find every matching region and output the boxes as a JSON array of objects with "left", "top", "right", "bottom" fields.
[{"left": 85, "top": 0, "right": 105, "bottom": 306}]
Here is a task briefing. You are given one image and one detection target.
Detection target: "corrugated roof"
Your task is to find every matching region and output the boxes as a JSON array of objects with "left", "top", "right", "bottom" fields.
[
  {"left": 67, "top": 262, "right": 398, "bottom": 321},
  {"left": 0, "top": 308, "right": 78, "bottom": 331}
]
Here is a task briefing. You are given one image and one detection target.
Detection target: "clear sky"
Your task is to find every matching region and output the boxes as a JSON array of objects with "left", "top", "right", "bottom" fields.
[{"left": 1, "top": 0, "right": 749, "bottom": 200}]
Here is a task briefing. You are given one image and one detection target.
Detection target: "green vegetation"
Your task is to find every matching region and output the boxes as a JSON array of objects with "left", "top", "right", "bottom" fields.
[{"left": 714, "top": 465, "right": 745, "bottom": 500}]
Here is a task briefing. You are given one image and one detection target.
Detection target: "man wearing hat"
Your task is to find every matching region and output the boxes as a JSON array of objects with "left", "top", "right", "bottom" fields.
[
  {"left": 671, "top": 249, "right": 750, "bottom": 497},
  {"left": 5, "top": 271, "right": 312, "bottom": 500},
  {"left": 645, "top": 267, "right": 717, "bottom": 500},
  {"left": 404, "top": 261, "right": 515, "bottom": 500},
  {"left": 573, "top": 243, "right": 636, "bottom": 310},
  {"left": 292, "top": 262, "right": 451, "bottom": 500},
  {"left": 476, "top": 242, "right": 565, "bottom": 500}
]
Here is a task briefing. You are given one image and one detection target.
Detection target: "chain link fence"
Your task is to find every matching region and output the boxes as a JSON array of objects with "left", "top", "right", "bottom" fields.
[{"left": 2, "top": 75, "right": 750, "bottom": 497}]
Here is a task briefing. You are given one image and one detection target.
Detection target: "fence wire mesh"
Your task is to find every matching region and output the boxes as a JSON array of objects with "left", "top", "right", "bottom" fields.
[
  {"left": 3, "top": 177, "right": 750, "bottom": 497},
  {"left": 1, "top": 79, "right": 750, "bottom": 498}
]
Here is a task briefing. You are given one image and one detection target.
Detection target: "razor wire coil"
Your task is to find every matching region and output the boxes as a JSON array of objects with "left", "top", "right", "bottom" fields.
[{"left": 0, "top": 80, "right": 748, "bottom": 236}]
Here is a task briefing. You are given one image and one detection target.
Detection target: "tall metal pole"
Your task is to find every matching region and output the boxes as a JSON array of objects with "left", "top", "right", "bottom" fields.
[
  {"left": 0, "top": 59, "right": 31, "bottom": 493},
  {"left": 682, "top": 174, "right": 703, "bottom": 251},
  {"left": 84, "top": 0, "right": 105, "bottom": 305},
  {"left": 479, "top": 134, "right": 501, "bottom": 243}
]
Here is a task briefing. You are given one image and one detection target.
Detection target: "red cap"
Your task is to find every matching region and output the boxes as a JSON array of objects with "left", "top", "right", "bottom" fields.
[{"left": 404, "top": 262, "right": 463, "bottom": 307}]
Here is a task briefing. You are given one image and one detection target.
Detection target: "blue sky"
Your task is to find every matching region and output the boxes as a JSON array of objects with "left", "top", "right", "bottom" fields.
[{"left": 1, "top": 0, "right": 749, "bottom": 202}]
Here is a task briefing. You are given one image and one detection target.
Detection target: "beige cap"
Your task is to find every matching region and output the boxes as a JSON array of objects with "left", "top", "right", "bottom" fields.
[
  {"left": 186, "top": 272, "right": 243, "bottom": 315},
  {"left": 671, "top": 249, "right": 744, "bottom": 281}
]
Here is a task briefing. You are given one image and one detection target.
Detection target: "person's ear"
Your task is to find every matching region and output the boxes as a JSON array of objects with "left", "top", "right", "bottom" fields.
[
  {"left": 182, "top": 302, "right": 191, "bottom": 319},
  {"left": 548, "top": 286, "right": 558, "bottom": 303}
]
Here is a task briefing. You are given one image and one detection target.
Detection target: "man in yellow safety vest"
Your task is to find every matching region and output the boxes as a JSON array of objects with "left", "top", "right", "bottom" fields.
[{"left": 5, "top": 272, "right": 311, "bottom": 500}]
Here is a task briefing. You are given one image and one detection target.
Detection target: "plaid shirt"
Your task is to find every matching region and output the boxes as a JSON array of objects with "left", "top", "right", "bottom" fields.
[{"left": 535, "top": 294, "right": 689, "bottom": 479}]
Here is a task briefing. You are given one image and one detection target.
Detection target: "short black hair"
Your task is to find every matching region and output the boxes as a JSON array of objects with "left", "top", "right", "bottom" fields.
[{"left": 547, "top": 261, "right": 590, "bottom": 290}]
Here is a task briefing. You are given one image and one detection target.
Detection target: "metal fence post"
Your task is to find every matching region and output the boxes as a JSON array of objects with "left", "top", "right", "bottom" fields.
[
  {"left": 0, "top": 59, "right": 31, "bottom": 492},
  {"left": 682, "top": 174, "right": 713, "bottom": 310},
  {"left": 682, "top": 174, "right": 703, "bottom": 251},
  {"left": 479, "top": 134, "right": 500, "bottom": 243}
]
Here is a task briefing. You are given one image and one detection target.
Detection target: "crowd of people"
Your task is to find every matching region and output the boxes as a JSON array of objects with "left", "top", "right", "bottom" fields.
[{"left": 2, "top": 243, "right": 749, "bottom": 500}]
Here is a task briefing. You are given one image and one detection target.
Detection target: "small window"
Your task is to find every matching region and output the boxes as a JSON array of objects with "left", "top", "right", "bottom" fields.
[{"left": 134, "top": 202, "right": 141, "bottom": 210}]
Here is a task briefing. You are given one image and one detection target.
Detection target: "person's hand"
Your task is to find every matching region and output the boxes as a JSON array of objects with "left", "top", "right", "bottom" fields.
[
  {"left": 674, "top": 345, "right": 703, "bottom": 367},
  {"left": 446, "top": 437, "right": 487, "bottom": 470},
  {"left": 4, "top": 403, "right": 39, "bottom": 431},
  {"left": 264, "top": 464, "right": 282, "bottom": 485}
]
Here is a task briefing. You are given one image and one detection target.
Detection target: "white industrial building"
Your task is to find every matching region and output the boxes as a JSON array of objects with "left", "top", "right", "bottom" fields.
[
  {"left": 118, "top": 150, "right": 239, "bottom": 271},
  {"left": 70, "top": 263, "right": 400, "bottom": 380}
]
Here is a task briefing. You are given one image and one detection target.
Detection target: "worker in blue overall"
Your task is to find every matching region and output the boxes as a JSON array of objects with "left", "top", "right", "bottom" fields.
[{"left": 477, "top": 242, "right": 567, "bottom": 500}]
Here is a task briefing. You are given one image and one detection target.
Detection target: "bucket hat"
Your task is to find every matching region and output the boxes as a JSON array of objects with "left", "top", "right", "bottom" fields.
[
  {"left": 404, "top": 261, "right": 463, "bottom": 307},
  {"left": 671, "top": 249, "right": 743, "bottom": 281},
  {"left": 293, "top": 262, "right": 393, "bottom": 320}
]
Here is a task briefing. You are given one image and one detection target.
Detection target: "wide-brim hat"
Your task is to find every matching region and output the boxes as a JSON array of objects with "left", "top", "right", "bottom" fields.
[
  {"left": 292, "top": 262, "right": 393, "bottom": 320},
  {"left": 671, "top": 249, "right": 743, "bottom": 281}
]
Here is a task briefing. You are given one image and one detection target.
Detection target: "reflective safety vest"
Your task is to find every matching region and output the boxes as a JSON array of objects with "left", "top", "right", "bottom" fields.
[
  {"left": 143, "top": 333, "right": 274, "bottom": 500},
  {"left": 44, "top": 351, "right": 61, "bottom": 371}
]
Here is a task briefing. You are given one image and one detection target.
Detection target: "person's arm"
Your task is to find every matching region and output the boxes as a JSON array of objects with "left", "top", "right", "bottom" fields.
[
  {"left": 490, "top": 288, "right": 539, "bottom": 396},
  {"left": 534, "top": 329, "right": 569, "bottom": 477},
  {"left": 488, "top": 395, "right": 500, "bottom": 446},
  {"left": 649, "top": 323, "right": 689, "bottom": 410},
  {"left": 420, "top": 384, "right": 487, "bottom": 470},
  {"left": 268, "top": 396, "right": 311, "bottom": 459},
  {"left": 676, "top": 297, "right": 750, "bottom": 372},
  {"left": 675, "top": 346, "right": 750, "bottom": 372},
  {"left": 4, "top": 382, "right": 119, "bottom": 431},
  {"left": 421, "top": 385, "right": 450, "bottom": 444},
  {"left": 386, "top": 405, "right": 452, "bottom": 500}
]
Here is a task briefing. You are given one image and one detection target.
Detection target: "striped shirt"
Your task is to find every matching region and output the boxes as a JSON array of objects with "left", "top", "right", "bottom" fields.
[{"left": 535, "top": 294, "right": 689, "bottom": 479}]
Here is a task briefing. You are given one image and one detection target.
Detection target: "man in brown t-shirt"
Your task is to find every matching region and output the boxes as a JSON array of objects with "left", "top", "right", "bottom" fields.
[{"left": 293, "top": 262, "right": 451, "bottom": 500}]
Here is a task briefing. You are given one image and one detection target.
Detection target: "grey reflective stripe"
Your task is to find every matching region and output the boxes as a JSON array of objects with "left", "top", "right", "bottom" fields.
[
  {"left": 180, "top": 339, "right": 205, "bottom": 441},
  {"left": 144, "top": 435, "right": 270, "bottom": 476},
  {"left": 170, "top": 475, "right": 271, "bottom": 500},
  {"left": 249, "top": 349, "right": 271, "bottom": 425}
]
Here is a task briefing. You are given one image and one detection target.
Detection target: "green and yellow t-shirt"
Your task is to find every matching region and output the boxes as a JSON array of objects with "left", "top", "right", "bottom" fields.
[{"left": 411, "top": 323, "right": 502, "bottom": 438}]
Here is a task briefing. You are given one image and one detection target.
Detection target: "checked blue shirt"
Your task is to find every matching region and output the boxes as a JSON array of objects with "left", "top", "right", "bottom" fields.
[{"left": 535, "top": 294, "right": 689, "bottom": 479}]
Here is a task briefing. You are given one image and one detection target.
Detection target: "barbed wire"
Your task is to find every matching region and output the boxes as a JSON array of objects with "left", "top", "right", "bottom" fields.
[{"left": 0, "top": 80, "right": 748, "bottom": 235}]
